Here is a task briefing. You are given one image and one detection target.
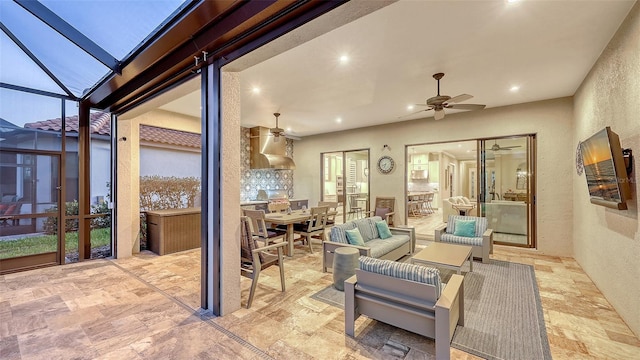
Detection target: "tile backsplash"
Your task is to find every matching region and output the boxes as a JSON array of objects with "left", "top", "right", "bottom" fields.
[{"left": 240, "top": 127, "right": 294, "bottom": 201}]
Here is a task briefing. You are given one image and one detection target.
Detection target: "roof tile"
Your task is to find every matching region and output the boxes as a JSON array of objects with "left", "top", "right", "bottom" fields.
[{"left": 24, "top": 112, "right": 201, "bottom": 149}]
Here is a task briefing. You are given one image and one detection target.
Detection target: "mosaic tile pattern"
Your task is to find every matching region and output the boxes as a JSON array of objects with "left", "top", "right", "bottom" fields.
[{"left": 240, "top": 127, "right": 294, "bottom": 201}]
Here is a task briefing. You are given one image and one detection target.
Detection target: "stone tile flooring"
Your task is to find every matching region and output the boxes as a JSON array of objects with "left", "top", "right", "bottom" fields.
[{"left": 1, "top": 243, "right": 639, "bottom": 359}]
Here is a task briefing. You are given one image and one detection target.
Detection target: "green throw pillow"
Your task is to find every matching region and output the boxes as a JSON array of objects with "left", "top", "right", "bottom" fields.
[
  {"left": 345, "top": 228, "right": 365, "bottom": 246},
  {"left": 453, "top": 219, "right": 476, "bottom": 237},
  {"left": 376, "top": 220, "right": 393, "bottom": 239}
]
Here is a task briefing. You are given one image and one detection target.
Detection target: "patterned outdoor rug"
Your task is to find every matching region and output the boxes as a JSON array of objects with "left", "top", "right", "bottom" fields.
[{"left": 310, "top": 259, "right": 551, "bottom": 360}]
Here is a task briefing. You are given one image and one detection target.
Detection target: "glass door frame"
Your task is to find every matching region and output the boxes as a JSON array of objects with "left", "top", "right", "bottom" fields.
[
  {"left": 0, "top": 149, "right": 63, "bottom": 273},
  {"left": 478, "top": 134, "right": 536, "bottom": 248},
  {"left": 321, "top": 149, "right": 370, "bottom": 223}
]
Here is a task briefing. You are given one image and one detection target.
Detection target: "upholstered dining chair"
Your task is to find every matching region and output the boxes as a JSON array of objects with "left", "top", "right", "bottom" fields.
[
  {"left": 243, "top": 209, "right": 287, "bottom": 246},
  {"left": 240, "top": 216, "right": 286, "bottom": 308},
  {"left": 367, "top": 196, "right": 396, "bottom": 226},
  {"left": 293, "top": 206, "right": 328, "bottom": 253}
]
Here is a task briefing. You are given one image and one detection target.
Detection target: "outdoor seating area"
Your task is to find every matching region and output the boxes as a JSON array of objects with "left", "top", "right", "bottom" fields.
[{"left": 1, "top": 1, "right": 639, "bottom": 359}]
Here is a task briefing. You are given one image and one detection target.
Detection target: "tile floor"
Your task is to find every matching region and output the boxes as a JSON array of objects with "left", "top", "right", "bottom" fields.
[{"left": 1, "top": 242, "right": 639, "bottom": 359}]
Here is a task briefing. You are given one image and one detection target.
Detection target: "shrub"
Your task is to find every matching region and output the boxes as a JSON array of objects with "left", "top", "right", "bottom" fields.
[
  {"left": 139, "top": 176, "right": 200, "bottom": 211},
  {"left": 43, "top": 200, "right": 79, "bottom": 234}
]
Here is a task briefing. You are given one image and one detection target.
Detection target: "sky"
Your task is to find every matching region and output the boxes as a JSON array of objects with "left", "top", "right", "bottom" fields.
[{"left": 0, "top": 0, "right": 187, "bottom": 125}]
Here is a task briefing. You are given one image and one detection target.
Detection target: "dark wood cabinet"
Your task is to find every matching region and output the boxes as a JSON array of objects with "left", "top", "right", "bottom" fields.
[{"left": 146, "top": 208, "right": 201, "bottom": 255}]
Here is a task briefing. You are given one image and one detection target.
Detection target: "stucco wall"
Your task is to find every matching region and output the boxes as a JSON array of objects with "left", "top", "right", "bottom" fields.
[
  {"left": 294, "top": 97, "right": 574, "bottom": 256},
  {"left": 139, "top": 147, "right": 201, "bottom": 178},
  {"left": 221, "top": 72, "right": 242, "bottom": 314},
  {"left": 573, "top": 2, "right": 640, "bottom": 337}
]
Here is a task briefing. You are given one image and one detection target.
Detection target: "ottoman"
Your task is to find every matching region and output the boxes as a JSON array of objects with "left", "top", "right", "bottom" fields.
[{"left": 332, "top": 247, "right": 359, "bottom": 291}]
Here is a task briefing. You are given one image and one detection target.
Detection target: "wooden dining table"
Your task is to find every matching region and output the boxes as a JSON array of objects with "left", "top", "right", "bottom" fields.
[{"left": 264, "top": 209, "right": 336, "bottom": 257}]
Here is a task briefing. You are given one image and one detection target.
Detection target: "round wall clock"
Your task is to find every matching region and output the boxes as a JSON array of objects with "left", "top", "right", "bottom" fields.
[
  {"left": 377, "top": 156, "right": 395, "bottom": 174},
  {"left": 575, "top": 142, "right": 584, "bottom": 175}
]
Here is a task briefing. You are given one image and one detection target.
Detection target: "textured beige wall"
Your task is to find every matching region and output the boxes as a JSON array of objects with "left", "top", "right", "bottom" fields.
[
  {"left": 294, "top": 97, "right": 574, "bottom": 256},
  {"left": 573, "top": 2, "right": 640, "bottom": 337},
  {"left": 221, "top": 72, "right": 242, "bottom": 314}
]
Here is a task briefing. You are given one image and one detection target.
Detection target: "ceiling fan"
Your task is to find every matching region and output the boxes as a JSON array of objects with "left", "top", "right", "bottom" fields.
[
  {"left": 402, "top": 72, "right": 486, "bottom": 120},
  {"left": 269, "top": 112, "right": 286, "bottom": 142},
  {"left": 266, "top": 112, "right": 301, "bottom": 141},
  {"left": 490, "top": 140, "right": 522, "bottom": 151}
]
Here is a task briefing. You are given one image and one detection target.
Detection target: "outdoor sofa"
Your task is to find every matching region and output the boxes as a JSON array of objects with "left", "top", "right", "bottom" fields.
[{"left": 322, "top": 216, "right": 414, "bottom": 272}]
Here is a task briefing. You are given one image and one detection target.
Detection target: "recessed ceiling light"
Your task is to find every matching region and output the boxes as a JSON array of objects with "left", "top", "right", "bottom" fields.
[
  {"left": 507, "top": 0, "right": 520, "bottom": 3},
  {"left": 510, "top": 85, "right": 520, "bottom": 92},
  {"left": 286, "top": 127, "right": 291, "bottom": 132},
  {"left": 407, "top": 105, "right": 414, "bottom": 111},
  {"left": 339, "top": 55, "right": 349, "bottom": 64},
  {"left": 336, "top": 117, "right": 342, "bottom": 123},
  {"left": 251, "top": 87, "right": 260, "bottom": 94}
]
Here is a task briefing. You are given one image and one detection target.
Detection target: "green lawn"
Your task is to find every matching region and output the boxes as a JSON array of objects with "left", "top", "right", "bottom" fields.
[{"left": 0, "top": 228, "right": 111, "bottom": 259}]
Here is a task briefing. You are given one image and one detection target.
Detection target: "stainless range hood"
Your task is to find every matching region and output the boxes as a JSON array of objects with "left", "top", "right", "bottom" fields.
[{"left": 250, "top": 127, "right": 296, "bottom": 170}]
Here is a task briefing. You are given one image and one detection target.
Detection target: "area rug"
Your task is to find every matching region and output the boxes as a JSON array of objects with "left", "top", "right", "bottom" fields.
[{"left": 310, "top": 259, "right": 551, "bottom": 360}]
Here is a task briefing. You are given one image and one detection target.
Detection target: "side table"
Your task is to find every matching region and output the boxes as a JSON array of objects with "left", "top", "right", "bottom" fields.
[{"left": 332, "top": 247, "right": 360, "bottom": 291}]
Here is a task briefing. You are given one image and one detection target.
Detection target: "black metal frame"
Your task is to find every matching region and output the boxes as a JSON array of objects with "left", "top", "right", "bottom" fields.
[
  {"left": 0, "top": 22, "right": 75, "bottom": 98},
  {"left": 14, "top": 0, "right": 120, "bottom": 73}
]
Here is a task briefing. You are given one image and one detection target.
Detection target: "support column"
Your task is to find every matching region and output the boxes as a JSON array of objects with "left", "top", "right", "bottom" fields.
[{"left": 115, "top": 119, "right": 140, "bottom": 258}]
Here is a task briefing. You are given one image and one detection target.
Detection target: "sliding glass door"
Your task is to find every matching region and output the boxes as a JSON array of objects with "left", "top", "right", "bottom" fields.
[
  {"left": 321, "top": 149, "right": 370, "bottom": 223},
  {"left": 479, "top": 135, "right": 536, "bottom": 247}
]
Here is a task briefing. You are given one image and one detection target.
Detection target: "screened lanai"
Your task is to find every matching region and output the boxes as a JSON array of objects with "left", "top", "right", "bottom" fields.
[
  {"left": 1, "top": 0, "right": 348, "bottom": 315},
  {"left": 0, "top": 0, "right": 196, "bottom": 273}
]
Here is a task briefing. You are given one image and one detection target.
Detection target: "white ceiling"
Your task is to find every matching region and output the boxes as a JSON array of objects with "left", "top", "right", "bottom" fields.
[{"left": 158, "top": 0, "right": 635, "bottom": 138}]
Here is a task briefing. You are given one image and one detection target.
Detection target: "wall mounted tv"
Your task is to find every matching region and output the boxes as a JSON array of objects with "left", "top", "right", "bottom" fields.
[{"left": 580, "top": 127, "right": 631, "bottom": 210}]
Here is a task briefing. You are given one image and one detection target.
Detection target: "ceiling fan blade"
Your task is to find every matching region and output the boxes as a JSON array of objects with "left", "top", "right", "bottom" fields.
[
  {"left": 414, "top": 103, "right": 430, "bottom": 107},
  {"left": 447, "top": 94, "right": 473, "bottom": 104},
  {"left": 434, "top": 109, "right": 445, "bottom": 120},
  {"left": 446, "top": 104, "right": 486, "bottom": 110},
  {"left": 398, "top": 109, "right": 430, "bottom": 119},
  {"left": 501, "top": 145, "right": 522, "bottom": 149}
]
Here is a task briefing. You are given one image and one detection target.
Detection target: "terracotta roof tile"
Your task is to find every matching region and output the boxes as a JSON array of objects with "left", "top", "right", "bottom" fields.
[
  {"left": 139, "top": 125, "right": 201, "bottom": 148},
  {"left": 24, "top": 112, "right": 201, "bottom": 149}
]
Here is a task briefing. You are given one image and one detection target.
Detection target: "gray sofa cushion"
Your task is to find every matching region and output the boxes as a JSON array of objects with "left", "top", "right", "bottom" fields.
[
  {"left": 359, "top": 256, "right": 441, "bottom": 298},
  {"left": 330, "top": 222, "right": 357, "bottom": 243},
  {"left": 446, "top": 215, "right": 488, "bottom": 236},
  {"left": 440, "top": 233, "right": 483, "bottom": 247},
  {"left": 353, "top": 216, "right": 382, "bottom": 241},
  {"left": 366, "top": 235, "right": 411, "bottom": 258}
]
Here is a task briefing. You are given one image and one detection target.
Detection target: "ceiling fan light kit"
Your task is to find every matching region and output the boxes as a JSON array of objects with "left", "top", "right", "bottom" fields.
[{"left": 402, "top": 72, "right": 486, "bottom": 120}]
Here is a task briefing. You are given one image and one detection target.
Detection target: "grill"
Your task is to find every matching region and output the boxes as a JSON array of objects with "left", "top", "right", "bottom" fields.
[{"left": 263, "top": 190, "right": 290, "bottom": 212}]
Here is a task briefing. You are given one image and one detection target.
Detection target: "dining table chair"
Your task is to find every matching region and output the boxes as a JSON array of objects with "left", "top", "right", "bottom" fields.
[
  {"left": 318, "top": 201, "right": 339, "bottom": 225},
  {"left": 243, "top": 208, "right": 287, "bottom": 246},
  {"left": 240, "top": 216, "right": 286, "bottom": 308},
  {"left": 293, "top": 206, "right": 328, "bottom": 253}
]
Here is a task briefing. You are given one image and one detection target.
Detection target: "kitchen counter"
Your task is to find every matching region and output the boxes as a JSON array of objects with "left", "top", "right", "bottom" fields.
[
  {"left": 241, "top": 200, "right": 267, "bottom": 205},
  {"left": 240, "top": 198, "right": 308, "bottom": 206}
]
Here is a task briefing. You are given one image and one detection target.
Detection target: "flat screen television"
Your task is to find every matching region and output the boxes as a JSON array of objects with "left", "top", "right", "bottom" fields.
[{"left": 580, "top": 127, "right": 631, "bottom": 210}]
